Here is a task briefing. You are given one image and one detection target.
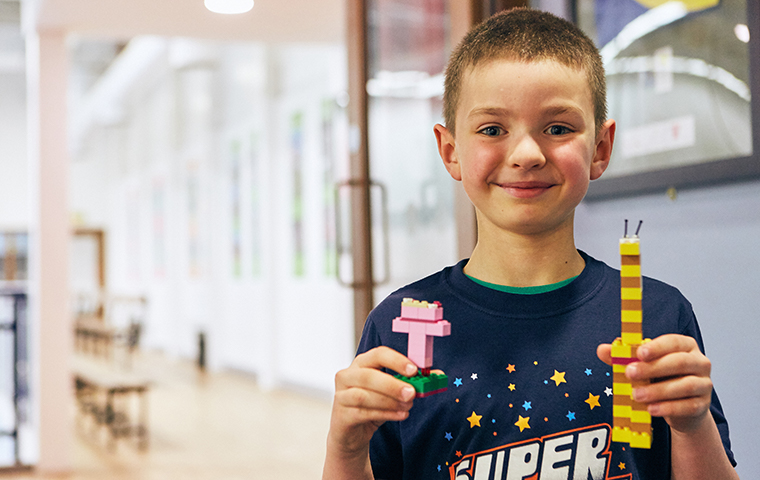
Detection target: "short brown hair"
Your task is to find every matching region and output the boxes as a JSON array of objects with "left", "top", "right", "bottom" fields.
[{"left": 443, "top": 8, "right": 606, "bottom": 135}]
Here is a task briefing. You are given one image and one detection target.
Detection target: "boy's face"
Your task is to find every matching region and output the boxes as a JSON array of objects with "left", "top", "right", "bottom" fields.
[{"left": 435, "top": 59, "right": 615, "bottom": 237}]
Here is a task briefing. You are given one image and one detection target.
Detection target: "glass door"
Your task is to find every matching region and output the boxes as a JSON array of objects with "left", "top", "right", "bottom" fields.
[{"left": 365, "top": 0, "right": 458, "bottom": 304}]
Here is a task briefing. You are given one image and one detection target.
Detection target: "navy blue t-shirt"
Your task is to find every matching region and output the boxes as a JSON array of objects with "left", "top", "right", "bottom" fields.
[{"left": 357, "top": 252, "right": 735, "bottom": 480}]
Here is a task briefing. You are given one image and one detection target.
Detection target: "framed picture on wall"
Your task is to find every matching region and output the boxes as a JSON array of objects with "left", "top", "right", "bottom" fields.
[{"left": 574, "top": 0, "right": 760, "bottom": 199}]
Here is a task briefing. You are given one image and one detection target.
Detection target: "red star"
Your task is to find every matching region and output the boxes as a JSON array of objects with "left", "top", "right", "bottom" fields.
[{"left": 455, "top": 451, "right": 462, "bottom": 458}]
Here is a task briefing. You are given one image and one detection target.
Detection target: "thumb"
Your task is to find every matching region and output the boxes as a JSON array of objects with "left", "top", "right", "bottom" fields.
[{"left": 597, "top": 343, "right": 612, "bottom": 366}]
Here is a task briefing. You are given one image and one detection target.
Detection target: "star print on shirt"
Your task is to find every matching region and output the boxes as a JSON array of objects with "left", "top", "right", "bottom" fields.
[
  {"left": 467, "top": 411, "right": 482, "bottom": 428},
  {"left": 550, "top": 370, "right": 567, "bottom": 386},
  {"left": 585, "top": 393, "right": 601, "bottom": 410},
  {"left": 566, "top": 411, "right": 576, "bottom": 421},
  {"left": 522, "top": 401, "right": 532, "bottom": 411},
  {"left": 585, "top": 368, "right": 593, "bottom": 376},
  {"left": 471, "top": 373, "right": 478, "bottom": 380},
  {"left": 506, "top": 364, "right": 516, "bottom": 373},
  {"left": 508, "top": 383, "right": 516, "bottom": 391},
  {"left": 454, "top": 378, "right": 463, "bottom": 387},
  {"left": 605, "top": 387, "right": 613, "bottom": 396},
  {"left": 515, "top": 415, "right": 530, "bottom": 432},
  {"left": 444, "top": 432, "right": 453, "bottom": 441}
]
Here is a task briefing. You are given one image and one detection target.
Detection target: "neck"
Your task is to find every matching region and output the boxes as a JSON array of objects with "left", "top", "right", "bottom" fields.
[{"left": 464, "top": 216, "right": 584, "bottom": 287}]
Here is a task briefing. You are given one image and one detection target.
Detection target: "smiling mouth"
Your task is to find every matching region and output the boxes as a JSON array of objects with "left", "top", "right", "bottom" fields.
[{"left": 498, "top": 181, "right": 555, "bottom": 198}]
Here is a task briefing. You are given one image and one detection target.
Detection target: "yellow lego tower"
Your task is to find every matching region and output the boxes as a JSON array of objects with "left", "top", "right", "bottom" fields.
[{"left": 611, "top": 221, "right": 652, "bottom": 449}]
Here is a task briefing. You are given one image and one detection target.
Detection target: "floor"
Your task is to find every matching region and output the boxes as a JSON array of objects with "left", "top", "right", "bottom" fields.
[{"left": 0, "top": 351, "right": 333, "bottom": 480}]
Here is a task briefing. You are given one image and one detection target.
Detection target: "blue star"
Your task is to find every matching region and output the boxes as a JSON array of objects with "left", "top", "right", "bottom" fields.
[
  {"left": 544, "top": 380, "right": 549, "bottom": 385},
  {"left": 606, "top": 372, "right": 610, "bottom": 376},
  {"left": 585, "top": 368, "right": 593, "bottom": 376},
  {"left": 567, "top": 411, "right": 576, "bottom": 421},
  {"left": 437, "top": 465, "right": 442, "bottom": 472},
  {"left": 522, "top": 401, "right": 532, "bottom": 411},
  {"left": 492, "top": 419, "right": 496, "bottom": 424},
  {"left": 487, "top": 394, "right": 492, "bottom": 399},
  {"left": 444, "top": 432, "right": 453, "bottom": 441},
  {"left": 454, "top": 378, "right": 463, "bottom": 387}
]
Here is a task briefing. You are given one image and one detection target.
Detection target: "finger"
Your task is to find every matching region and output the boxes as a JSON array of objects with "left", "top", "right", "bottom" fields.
[
  {"left": 632, "top": 374, "right": 713, "bottom": 407},
  {"left": 353, "top": 346, "right": 419, "bottom": 378},
  {"left": 635, "top": 334, "right": 699, "bottom": 362},
  {"left": 335, "top": 384, "right": 414, "bottom": 415},
  {"left": 336, "top": 364, "right": 417, "bottom": 404},
  {"left": 627, "top": 350, "right": 711, "bottom": 383},
  {"left": 596, "top": 344, "right": 612, "bottom": 366}
]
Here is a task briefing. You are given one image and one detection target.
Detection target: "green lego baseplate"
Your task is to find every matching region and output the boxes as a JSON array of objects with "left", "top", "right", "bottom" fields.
[{"left": 394, "top": 371, "right": 448, "bottom": 398}]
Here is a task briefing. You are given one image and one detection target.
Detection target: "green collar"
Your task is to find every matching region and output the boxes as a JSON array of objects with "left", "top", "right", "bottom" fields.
[{"left": 465, "top": 274, "right": 579, "bottom": 294}]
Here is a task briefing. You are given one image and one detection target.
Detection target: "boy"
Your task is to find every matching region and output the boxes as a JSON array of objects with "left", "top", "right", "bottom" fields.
[{"left": 323, "top": 8, "right": 737, "bottom": 480}]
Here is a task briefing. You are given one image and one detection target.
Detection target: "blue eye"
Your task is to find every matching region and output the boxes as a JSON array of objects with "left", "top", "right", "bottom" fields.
[
  {"left": 547, "top": 125, "right": 572, "bottom": 135},
  {"left": 480, "top": 126, "right": 502, "bottom": 136}
]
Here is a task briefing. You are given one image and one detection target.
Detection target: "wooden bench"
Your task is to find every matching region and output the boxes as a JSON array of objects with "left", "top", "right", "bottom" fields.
[{"left": 72, "top": 357, "right": 150, "bottom": 450}]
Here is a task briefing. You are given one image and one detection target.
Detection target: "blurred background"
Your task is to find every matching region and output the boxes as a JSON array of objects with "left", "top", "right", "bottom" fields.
[{"left": 0, "top": 0, "right": 757, "bottom": 478}]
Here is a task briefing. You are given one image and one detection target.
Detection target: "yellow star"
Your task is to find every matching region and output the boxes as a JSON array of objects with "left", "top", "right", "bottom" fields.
[
  {"left": 467, "top": 411, "right": 482, "bottom": 428},
  {"left": 506, "top": 364, "right": 516, "bottom": 373},
  {"left": 508, "top": 383, "right": 516, "bottom": 391},
  {"left": 619, "top": 462, "right": 626, "bottom": 470},
  {"left": 515, "top": 415, "right": 531, "bottom": 432},
  {"left": 550, "top": 370, "right": 566, "bottom": 386},
  {"left": 585, "top": 393, "right": 601, "bottom": 410}
]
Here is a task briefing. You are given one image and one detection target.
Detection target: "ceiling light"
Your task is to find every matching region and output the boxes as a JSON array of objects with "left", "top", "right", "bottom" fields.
[
  {"left": 204, "top": 0, "right": 253, "bottom": 14},
  {"left": 734, "top": 24, "right": 750, "bottom": 43}
]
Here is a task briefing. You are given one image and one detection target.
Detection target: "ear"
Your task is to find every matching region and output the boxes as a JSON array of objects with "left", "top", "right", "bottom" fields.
[
  {"left": 434, "top": 123, "right": 461, "bottom": 181},
  {"left": 590, "top": 119, "right": 615, "bottom": 181}
]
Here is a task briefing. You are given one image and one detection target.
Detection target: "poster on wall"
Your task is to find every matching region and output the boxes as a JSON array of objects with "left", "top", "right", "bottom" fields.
[
  {"left": 230, "top": 140, "right": 243, "bottom": 278},
  {"left": 321, "top": 99, "right": 338, "bottom": 278},
  {"left": 250, "top": 132, "right": 263, "bottom": 278},
  {"left": 291, "top": 111, "right": 306, "bottom": 277},
  {"left": 576, "top": 0, "right": 758, "bottom": 198}
]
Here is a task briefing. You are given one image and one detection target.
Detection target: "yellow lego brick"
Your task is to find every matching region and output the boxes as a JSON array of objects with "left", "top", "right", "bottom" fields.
[
  {"left": 612, "top": 364, "right": 627, "bottom": 375},
  {"left": 622, "top": 332, "right": 643, "bottom": 345},
  {"left": 622, "top": 310, "right": 643, "bottom": 322},
  {"left": 631, "top": 410, "right": 652, "bottom": 424},
  {"left": 621, "top": 265, "right": 641, "bottom": 277},
  {"left": 619, "top": 241, "right": 640, "bottom": 255},
  {"left": 613, "top": 383, "right": 632, "bottom": 396},
  {"left": 613, "top": 404, "right": 632, "bottom": 417},
  {"left": 612, "top": 427, "right": 631, "bottom": 443},
  {"left": 621, "top": 288, "right": 642, "bottom": 300},
  {"left": 611, "top": 343, "right": 632, "bottom": 359},
  {"left": 630, "top": 432, "right": 652, "bottom": 449}
]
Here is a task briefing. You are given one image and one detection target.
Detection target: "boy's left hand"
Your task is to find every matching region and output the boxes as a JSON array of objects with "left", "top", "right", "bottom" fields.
[{"left": 597, "top": 334, "right": 713, "bottom": 434}]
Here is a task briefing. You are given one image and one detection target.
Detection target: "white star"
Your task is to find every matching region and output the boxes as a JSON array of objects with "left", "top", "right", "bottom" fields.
[
  {"left": 471, "top": 373, "right": 478, "bottom": 380},
  {"left": 604, "top": 387, "right": 613, "bottom": 397}
]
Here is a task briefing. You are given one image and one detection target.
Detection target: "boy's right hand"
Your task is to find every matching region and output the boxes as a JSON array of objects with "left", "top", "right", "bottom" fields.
[{"left": 326, "top": 346, "right": 418, "bottom": 461}]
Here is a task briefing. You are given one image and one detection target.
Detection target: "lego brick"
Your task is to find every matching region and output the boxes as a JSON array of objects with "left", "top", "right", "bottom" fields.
[
  {"left": 631, "top": 410, "right": 652, "bottom": 424},
  {"left": 612, "top": 427, "right": 631, "bottom": 443},
  {"left": 394, "top": 371, "right": 448, "bottom": 397},
  {"left": 620, "top": 276, "right": 641, "bottom": 288},
  {"left": 621, "top": 288, "right": 642, "bottom": 300},
  {"left": 392, "top": 317, "right": 410, "bottom": 333},
  {"left": 620, "top": 264, "right": 641, "bottom": 277},
  {"left": 621, "top": 332, "right": 643, "bottom": 345},
  {"left": 629, "top": 432, "right": 651, "bottom": 449},
  {"left": 619, "top": 241, "right": 640, "bottom": 255},
  {"left": 613, "top": 383, "right": 632, "bottom": 396},
  {"left": 621, "top": 310, "right": 643, "bottom": 322}
]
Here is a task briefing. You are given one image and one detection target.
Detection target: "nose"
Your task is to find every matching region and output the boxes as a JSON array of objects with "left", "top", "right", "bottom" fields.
[{"left": 508, "top": 134, "right": 546, "bottom": 170}]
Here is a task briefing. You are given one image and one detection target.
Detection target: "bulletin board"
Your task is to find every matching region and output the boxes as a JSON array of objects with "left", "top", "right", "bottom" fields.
[{"left": 576, "top": 0, "right": 760, "bottom": 199}]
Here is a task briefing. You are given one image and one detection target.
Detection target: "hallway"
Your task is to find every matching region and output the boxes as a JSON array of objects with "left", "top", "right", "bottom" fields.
[{"left": 1, "top": 352, "right": 332, "bottom": 479}]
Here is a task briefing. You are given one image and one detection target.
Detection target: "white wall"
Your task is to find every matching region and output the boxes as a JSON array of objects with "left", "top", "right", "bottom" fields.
[{"left": 576, "top": 180, "right": 760, "bottom": 477}]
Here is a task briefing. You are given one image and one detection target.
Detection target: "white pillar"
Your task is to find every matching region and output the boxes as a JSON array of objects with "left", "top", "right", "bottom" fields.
[{"left": 26, "top": 29, "right": 72, "bottom": 472}]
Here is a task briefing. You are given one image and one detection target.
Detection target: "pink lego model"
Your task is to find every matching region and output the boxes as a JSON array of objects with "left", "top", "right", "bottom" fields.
[{"left": 392, "top": 298, "right": 451, "bottom": 397}]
